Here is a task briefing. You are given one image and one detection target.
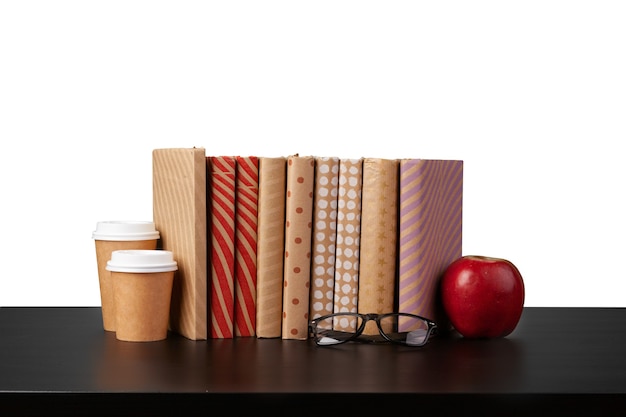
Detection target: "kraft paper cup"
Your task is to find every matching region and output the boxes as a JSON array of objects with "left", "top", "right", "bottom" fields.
[
  {"left": 107, "top": 250, "right": 177, "bottom": 342},
  {"left": 92, "top": 221, "right": 160, "bottom": 331}
]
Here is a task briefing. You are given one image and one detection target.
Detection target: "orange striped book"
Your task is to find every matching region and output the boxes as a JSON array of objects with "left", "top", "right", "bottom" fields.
[
  {"left": 309, "top": 156, "right": 340, "bottom": 323},
  {"left": 234, "top": 156, "right": 259, "bottom": 337},
  {"left": 398, "top": 159, "right": 463, "bottom": 329},
  {"left": 357, "top": 158, "right": 399, "bottom": 335},
  {"left": 332, "top": 158, "right": 363, "bottom": 333},
  {"left": 208, "top": 156, "right": 236, "bottom": 339},
  {"left": 255, "top": 157, "right": 287, "bottom": 338},
  {"left": 281, "top": 155, "right": 315, "bottom": 340}
]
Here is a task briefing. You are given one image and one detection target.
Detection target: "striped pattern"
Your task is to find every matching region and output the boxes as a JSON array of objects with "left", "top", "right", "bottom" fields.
[
  {"left": 398, "top": 159, "right": 463, "bottom": 327},
  {"left": 209, "top": 156, "right": 237, "bottom": 339},
  {"left": 309, "top": 156, "right": 340, "bottom": 323},
  {"left": 234, "top": 156, "right": 259, "bottom": 337},
  {"left": 255, "top": 157, "right": 287, "bottom": 338}
]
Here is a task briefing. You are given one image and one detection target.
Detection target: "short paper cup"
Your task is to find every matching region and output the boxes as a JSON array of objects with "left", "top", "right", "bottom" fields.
[
  {"left": 107, "top": 250, "right": 177, "bottom": 342},
  {"left": 93, "top": 221, "right": 160, "bottom": 332}
]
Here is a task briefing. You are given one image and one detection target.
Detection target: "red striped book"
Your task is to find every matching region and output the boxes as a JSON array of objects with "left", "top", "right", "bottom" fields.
[
  {"left": 234, "top": 156, "right": 259, "bottom": 337},
  {"left": 208, "top": 156, "right": 237, "bottom": 339}
]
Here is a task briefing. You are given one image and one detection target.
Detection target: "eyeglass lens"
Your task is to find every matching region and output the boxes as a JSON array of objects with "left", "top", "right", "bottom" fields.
[{"left": 312, "top": 313, "right": 430, "bottom": 346}]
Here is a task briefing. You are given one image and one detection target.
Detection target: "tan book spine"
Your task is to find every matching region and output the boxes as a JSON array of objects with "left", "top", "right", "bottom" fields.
[
  {"left": 309, "top": 156, "right": 340, "bottom": 322},
  {"left": 152, "top": 148, "right": 208, "bottom": 341},
  {"left": 332, "top": 158, "right": 363, "bottom": 333},
  {"left": 357, "top": 158, "right": 399, "bottom": 335},
  {"left": 255, "top": 157, "right": 287, "bottom": 338},
  {"left": 281, "top": 155, "right": 315, "bottom": 340}
]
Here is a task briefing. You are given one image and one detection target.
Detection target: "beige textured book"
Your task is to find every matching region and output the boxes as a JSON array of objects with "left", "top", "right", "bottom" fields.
[
  {"left": 357, "top": 158, "right": 399, "bottom": 335},
  {"left": 332, "top": 158, "right": 363, "bottom": 332},
  {"left": 255, "top": 157, "right": 287, "bottom": 338},
  {"left": 281, "top": 155, "right": 315, "bottom": 340},
  {"left": 152, "top": 148, "right": 208, "bottom": 341},
  {"left": 309, "top": 156, "right": 340, "bottom": 323}
]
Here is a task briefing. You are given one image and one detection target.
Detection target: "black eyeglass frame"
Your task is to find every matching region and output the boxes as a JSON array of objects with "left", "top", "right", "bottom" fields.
[{"left": 308, "top": 312, "right": 438, "bottom": 347}]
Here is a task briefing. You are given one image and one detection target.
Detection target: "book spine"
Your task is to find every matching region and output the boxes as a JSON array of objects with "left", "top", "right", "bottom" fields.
[
  {"left": 208, "top": 156, "right": 237, "bottom": 339},
  {"left": 357, "top": 158, "right": 399, "bottom": 335},
  {"left": 234, "top": 156, "right": 259, "bottom": 337},
  {"left": 332, "top": 158, "right": 363, "bottom": 332},
  {"left": 152, "top": 148, "right": 208, "bottom": 340},
  {"left": 255, "top": 157, "right": 287, "bottom": 338},
  {"left": 281, "top": 155, "right": 315, "bottom": 340},
  {"left": 398, "top": 159, "right": 463, "bottom": 328},
  {"left": 309, "top": 156, "right": 340, "bottom": 323}
]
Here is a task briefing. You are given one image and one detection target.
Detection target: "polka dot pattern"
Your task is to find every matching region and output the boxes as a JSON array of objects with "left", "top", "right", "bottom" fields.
[
  {"left": 309, "top": 157, "right": 340, "bottom": 324},
  {"left": 281, "top": 155, "right": 315, "bottom": 340},
  {"left": 333, "top": 158, "right": 363, "bottom": 332}
]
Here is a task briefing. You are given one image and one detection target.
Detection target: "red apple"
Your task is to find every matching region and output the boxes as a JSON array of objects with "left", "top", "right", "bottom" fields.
[{"left": 441, "top": 255, "right": 525, "bottom": 338}]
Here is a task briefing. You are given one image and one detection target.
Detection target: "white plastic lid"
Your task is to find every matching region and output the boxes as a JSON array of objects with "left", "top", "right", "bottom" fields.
[
  {"left": 106, "top": 250, "right": 178, "bottom": 273},
  {"left": 92, "top": 221, "right": 160, "bottom": 241}
]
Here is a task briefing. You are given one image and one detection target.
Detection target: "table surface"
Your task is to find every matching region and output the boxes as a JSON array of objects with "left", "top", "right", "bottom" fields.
[{"left": 1, "top": 306, "right": 626, "bottom": 416}]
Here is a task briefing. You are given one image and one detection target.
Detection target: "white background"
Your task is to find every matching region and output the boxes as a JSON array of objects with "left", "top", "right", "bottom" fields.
[{"left": 1, "top": 1, "right": 624, "bottom": 307}]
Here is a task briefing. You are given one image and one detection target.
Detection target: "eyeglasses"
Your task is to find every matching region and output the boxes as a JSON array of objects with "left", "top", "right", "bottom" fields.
[{"left": 309, "top": 312, "right": 437, "bottom": 347}]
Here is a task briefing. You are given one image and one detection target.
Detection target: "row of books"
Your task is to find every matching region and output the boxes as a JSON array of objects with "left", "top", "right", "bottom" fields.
[{"left": 152, "top": 148, "right": 463, "bottom": 341}]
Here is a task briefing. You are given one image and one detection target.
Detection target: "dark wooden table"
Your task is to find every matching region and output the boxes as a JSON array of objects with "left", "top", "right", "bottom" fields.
[{"left": 1, "top": 307, "right": 625, "bottom": 416}]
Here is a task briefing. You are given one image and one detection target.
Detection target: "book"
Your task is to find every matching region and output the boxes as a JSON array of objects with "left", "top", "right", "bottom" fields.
[
  {"left": 152, "top": 148, "right": 208, "bottom": 341},
  {"left": 398, "top": 159, "right": 463, "bottom": 329},
  {"left": 309, "top": 156, "right": 340, "bottom": 324},
  {"left": 208, "top": 156, "right": 237, "bottom": 339},
  {"left": 332, "top": 158, "right": 363, "bottom": 333},
  {"left": 255, "top": 157, "right": 287, "bottom": 338},
  {"left": 234, "top": 156, "right": 259, "bottom": 337},
  {"left": 357, "top": 158, "right": 399, "bottom": 335},
  {"left": 281, "top": 155, "right": 315, "bottom": 340}
]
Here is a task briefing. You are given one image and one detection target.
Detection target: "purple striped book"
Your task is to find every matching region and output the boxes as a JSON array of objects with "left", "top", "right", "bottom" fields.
[{"left": 398, "top": 159, "right": 463, "bottom": 329}]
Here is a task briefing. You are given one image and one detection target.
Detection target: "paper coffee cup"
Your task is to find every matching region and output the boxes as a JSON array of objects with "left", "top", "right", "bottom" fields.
[
  {"left": 93, "top": 221, "right": 160, "bottom": 332},
  {"left": 107, "top": 250, "right": 177, "bottom": 342}
]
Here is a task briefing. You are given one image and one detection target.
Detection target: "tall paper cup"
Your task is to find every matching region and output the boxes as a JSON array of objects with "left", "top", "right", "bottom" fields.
[
  {"left": 92, "top": 221, "right": 160, "bottom": 331},
  {"left": 107, "top": 250, "right": 177, "bottom": 342}
]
